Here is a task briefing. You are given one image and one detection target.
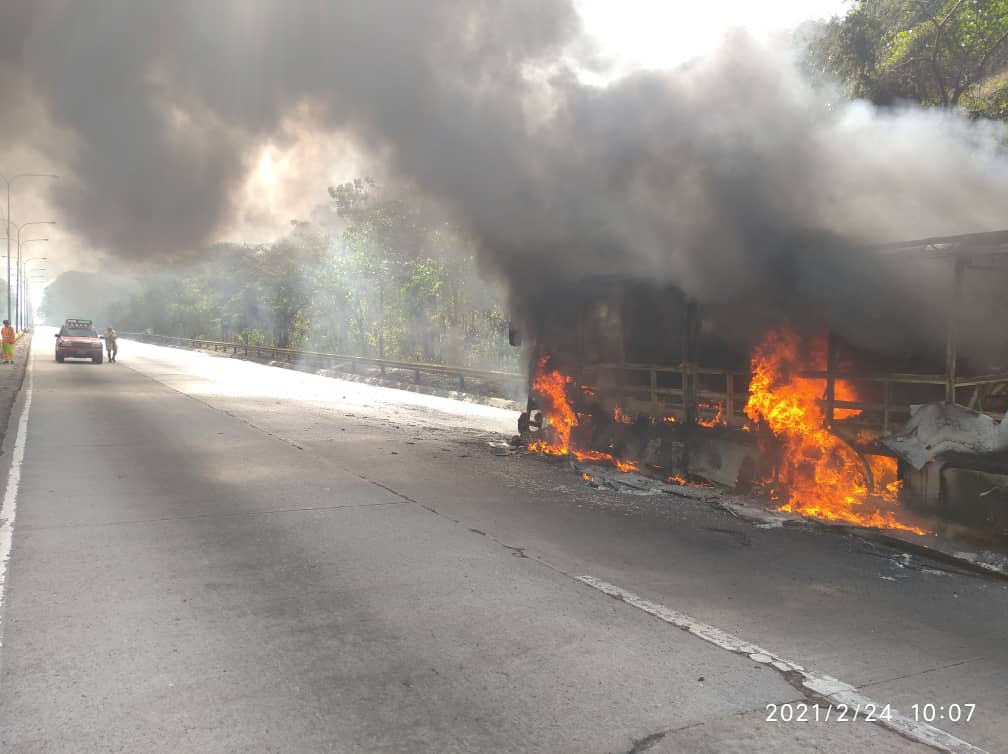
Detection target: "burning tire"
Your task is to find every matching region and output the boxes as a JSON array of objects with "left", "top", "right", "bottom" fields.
[{"left": 517, "top": 407, "right": 544, "bottom": 444}]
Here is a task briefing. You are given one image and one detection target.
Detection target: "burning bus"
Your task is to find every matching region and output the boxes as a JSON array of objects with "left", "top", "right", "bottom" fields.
[{"left": 514, "top": 231, "right": 1008, "bottom": 534}]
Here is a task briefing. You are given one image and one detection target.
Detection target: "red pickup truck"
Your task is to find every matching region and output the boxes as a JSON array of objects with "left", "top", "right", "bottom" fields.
[{"left": 55, "top": 318, "right": 104, "bottom": 364}]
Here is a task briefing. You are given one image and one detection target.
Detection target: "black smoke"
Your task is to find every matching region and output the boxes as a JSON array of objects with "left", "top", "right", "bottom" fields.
[{"left": 2, "top": 2, "right": 1008, "bottom": 359}]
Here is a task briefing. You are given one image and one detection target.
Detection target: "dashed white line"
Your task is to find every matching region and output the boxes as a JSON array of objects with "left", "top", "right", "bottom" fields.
[
  {"left": 0, "top": 358, "right": 32, "bottom": 652},
  {"left": 577, "top": 575, "right": 988, "bottom": 754}
]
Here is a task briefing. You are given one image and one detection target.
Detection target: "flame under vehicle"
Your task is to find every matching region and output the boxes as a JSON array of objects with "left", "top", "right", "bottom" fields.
[
  {"left": 515, "top": 231, "right": 1008, "bottom": 534},
  {"left": 55, "top": 318, "right": 104, "bottom": 364}
]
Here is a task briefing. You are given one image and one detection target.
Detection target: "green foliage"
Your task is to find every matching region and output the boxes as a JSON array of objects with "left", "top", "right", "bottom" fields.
[
  {"left": 39, "top": 270, "right": 136, "bottom": 327},
  {"left": 107, "top": 182, "right": 517, "bottom": 370},
  {"left": 807, "top": 0, "right": 1008, "bottom": 116}
]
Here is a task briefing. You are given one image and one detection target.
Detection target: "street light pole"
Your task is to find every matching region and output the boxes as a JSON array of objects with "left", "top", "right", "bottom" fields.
[
  {"left": 20, "top": 253, "right": 48, "bottom": 331},
  {"left": 12, "top": 221, "right": 55, "bottom": 331},
  {"left": 0, "top": 173, "right": 58, "bottom": 326},
  {"left": 26, "top": 276, "right": 48, "bottom": 329},
  {"left": 22, "top": 257, "right": 47, "bottom": 330},
  {"left": 0, "top": 223, "right": 54, "bottom": 330},
  {"left": 27, "top": 278, "right": 47, "bottom": 329}
]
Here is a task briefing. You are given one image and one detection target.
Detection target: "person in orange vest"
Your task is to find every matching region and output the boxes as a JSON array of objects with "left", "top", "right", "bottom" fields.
[{"left": 1, "top": 320, "right": 15, "bottom": 365}]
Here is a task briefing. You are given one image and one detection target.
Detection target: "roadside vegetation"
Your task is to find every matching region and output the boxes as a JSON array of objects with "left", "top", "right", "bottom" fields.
[
  {"left": 804, "top": 0, "right": 1008, "bottom": 119},
  {"left": 45, "top": 181, "right": 518, "bottom": 370}
]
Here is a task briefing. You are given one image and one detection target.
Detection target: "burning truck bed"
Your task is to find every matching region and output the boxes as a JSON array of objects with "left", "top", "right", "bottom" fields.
[{"left": 513, "top": 231, "right": 1008, "bottom": 536}]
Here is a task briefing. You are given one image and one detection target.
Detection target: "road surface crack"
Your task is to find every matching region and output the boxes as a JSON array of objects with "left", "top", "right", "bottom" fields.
[
  {"left": 857, "top": 655, "right": 985, "bottom": 691},
  {"left": 356, "top": 475, "right": 420, "bottom": 505},
  {"left": 618, "top": 730, "right": 667, "bottom": 753}
]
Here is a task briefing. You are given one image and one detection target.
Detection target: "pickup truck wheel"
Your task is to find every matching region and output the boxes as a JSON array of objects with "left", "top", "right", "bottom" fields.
[
  {"left": 93, "top": 354, "right": 103, "bottom": 364},
  {"left": 55, "top": 353, "right": 64, "bottom": 363}
]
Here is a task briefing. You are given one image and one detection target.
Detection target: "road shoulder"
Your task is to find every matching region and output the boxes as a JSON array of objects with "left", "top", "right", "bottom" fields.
[{"left": 0, "top": 332, "right": 32, "bottom": 454}]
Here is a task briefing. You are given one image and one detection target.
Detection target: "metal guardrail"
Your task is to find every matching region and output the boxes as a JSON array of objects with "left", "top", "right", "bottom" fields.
[
  {"left": 123, "top": 332, "right": 1008, "bottom": 434},
  {"left": 120, "top": 332, "right": 525, "bottom": 392},
  {"left": 583, "top": 361, "right": 1008, "bottom": 434}
]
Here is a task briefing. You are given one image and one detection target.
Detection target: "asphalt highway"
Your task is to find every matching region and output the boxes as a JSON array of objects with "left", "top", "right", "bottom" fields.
[{"left": 0, "top": 330, "right": 1004, "bottom": 753}]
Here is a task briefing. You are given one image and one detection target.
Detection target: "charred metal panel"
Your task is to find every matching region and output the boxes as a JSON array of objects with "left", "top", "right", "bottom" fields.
[
  {"left": 686, "top": 431, "right": 763, "bottom": 489},
  {"left": 902, "top": 461, "right": 942, "bottom": 516},
  {"left": 941, "top": 468, "right": 1008, "bottom": 531}
]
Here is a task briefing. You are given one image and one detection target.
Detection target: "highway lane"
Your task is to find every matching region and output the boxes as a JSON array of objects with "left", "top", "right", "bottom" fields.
[{"left": 0, "top": 330, "right": 1002, "bottom": 753}]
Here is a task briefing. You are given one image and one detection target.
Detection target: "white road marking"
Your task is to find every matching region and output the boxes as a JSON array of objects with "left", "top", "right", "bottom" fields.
[
  {"left": 0, "top": 355, "right": 32, "bottom": 651},
  {"left": 577, "top": 575, "right": 988, "bottom": 754}
]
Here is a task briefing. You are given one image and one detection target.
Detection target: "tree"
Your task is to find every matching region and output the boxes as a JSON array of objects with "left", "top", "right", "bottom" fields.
[
  {"left": 40, "top": 270, "right": 136, "bottom": 327},
  {"left": 807, "top": 0, "right": 1008, "bottom": 117},
  {"left": 103, "top": 181, "right": 516, "bottom": 369}
]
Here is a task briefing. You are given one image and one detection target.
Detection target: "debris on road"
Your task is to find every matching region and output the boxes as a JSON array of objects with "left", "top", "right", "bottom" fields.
[{"left": 527, "top": 443, "right": 1008, "bottom": 582}]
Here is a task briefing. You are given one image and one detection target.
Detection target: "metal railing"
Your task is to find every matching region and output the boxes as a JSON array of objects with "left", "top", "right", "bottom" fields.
[
  {"left": 123, "top": 332, "right": 1008, "bottom": 434},
  {"left": 580, "top": 362, "right": 749, "bottom": 426},
  {"left": 121, "top": 332, "right": 525, "bottom": 392},
  {"left": 581, "top": 362, "right": 1008, "bottom": 434}
]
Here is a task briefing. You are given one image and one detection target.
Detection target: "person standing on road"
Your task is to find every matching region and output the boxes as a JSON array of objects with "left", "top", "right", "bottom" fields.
[
  {"left": 104, "top": 327, "right": 118, "bottom": 363},
  {"left": 1, "top": 320, "right": 15, "bottom": 365}
]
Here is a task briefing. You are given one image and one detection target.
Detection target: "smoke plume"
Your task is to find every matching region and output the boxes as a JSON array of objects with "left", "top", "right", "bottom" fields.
[{"left": 3, "top": 1, "right": 1008, "bottom": 357}]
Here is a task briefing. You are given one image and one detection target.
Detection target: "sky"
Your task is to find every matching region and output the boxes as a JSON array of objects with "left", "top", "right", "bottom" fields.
[{"left": 576, "top": 0, "right": 851, "bottom": 71}]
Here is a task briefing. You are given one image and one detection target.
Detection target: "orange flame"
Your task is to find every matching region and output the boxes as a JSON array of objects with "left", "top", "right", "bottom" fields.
[
  {"left": 799, "top": 335, "right": 861, "bottom": 420},
  {"left": 744, "top": 327, "right": 925, "bottom": 534},
  {"left": 528, "top": 356, "right": 639, "bottom": 473},
  {"left": 666, "top": 473, "right": 711, "bottom": 488},
  {"left": 833, "top": 380, "right": 862, "bottom": 420},
  {"left": 613, "top": 406, "right": 634, "bottom": 425},
  {"left": 529, "top": 356, "right": 577, "bottom": 452},
  {"left": 697, "top": 400, "right": 726, "bottom": 428}
]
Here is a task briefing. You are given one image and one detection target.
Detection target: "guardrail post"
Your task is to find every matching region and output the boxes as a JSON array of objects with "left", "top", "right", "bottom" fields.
[
  {"left": 883, "top": 381, "right": 892, "bottom": 433},
  {"left": 682, "top": 301, "right": 698, "bottom": 423},
  {"left": 414, "top": 368, "right": 420, "bottom": 384},
  {"left": 681, "top": 364, "right": 695, "bottom": 422},
  {"left": 825, "top": 331, "right": 836, "bottom": 426},
  {"left": 726, "top": 373, "right": 735, "bottom": 422},
  {"left": 945, "top": 259, "right": 964, "bottom": 403},
  {"left": 459, "top": 374, "right": 465, "bottom": 391}
]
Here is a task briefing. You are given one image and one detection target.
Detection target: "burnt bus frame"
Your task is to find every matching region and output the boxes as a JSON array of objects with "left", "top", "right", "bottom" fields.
[
  {"left": 519, "top": 230, "right": 1008, "bottom": 439},
  {"left": 515, "top": 231, "right": 1008, "bottom": 527}
]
